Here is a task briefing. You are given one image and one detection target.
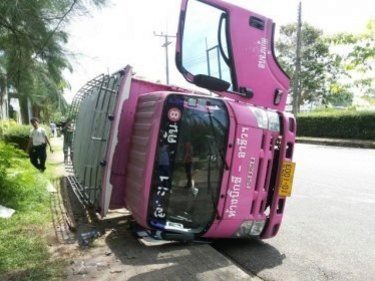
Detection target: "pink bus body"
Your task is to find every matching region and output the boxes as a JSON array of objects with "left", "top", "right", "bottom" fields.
[{"left": 70, "top": 0, "right": 296, "bottom": 241}]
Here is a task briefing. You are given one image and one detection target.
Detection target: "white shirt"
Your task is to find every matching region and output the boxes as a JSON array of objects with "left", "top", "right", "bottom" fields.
[{"left": 30, "top": 127, "right": 46, "bottom": 146}]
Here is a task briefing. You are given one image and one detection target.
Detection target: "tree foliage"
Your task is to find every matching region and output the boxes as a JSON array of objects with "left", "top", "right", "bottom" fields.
[
  {"left": 276, "top": 23, "right": 347, "bottom": 107},
  {"left": 325, "top": 83, "right": 353, "bottom": 107},
  {"left": 326, "top": 19, "right": 375, "bottom": 98},
  {"left": 276, "top": 20, "right": 375, "bottom": 110},
  {"left": 0, "top": 0, "right": 105, "bottom": 123}
]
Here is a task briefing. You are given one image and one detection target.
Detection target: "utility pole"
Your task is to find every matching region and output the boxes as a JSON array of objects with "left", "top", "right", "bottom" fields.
[
  {"left": 292, "top": 1, "right": 302, "bottom": 115},
  {"left": 154, "top": 32, "right": 176, "bottom": 85}
]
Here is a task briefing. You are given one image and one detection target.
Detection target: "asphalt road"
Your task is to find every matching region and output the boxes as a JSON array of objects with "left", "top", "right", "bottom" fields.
[{"left": 213, "top": 143, "right": 375, "bottom": 281}]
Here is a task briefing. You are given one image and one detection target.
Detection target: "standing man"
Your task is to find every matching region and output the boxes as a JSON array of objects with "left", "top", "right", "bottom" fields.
[
  {"left": 27, "top": 117, "right": 53, "bottom": 172},
  {"left": 50, "top": 122, "right": 57, "bottom": 138},
  {"left": 61, "top": 119, "right": 74, "bottom": 163}
]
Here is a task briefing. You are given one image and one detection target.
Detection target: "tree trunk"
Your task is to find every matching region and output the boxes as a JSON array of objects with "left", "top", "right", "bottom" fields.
[
  {"left": 19, "top": 96, "right": 30, "bottom": 124},
  {"left": 32, "top": 104, "right": 42, "bottom": 120}
]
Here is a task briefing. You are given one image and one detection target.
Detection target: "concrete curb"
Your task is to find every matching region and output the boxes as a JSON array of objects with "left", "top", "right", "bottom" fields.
[{"left": 296, "top": 137, "right": 375, "bottom": 149}]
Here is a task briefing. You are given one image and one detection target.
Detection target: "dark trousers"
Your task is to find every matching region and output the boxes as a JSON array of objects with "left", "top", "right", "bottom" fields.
[{"left": 29, "top": 144, "right": 47, "bottom": 171}]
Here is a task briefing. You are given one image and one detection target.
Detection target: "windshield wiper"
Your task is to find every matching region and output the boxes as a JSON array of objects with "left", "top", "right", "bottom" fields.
[
  {"left": 205, "top": 101, "right": 228, "bottom": 220},
  {"left": 206, "top": 101, "right": 229, "bottom": 170},
  {"left": 207, "top": 145, "right": 222, "bottom": 220}
]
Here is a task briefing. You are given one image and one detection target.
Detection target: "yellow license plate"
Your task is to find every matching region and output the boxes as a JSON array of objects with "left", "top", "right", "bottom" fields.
[{"left": 278, "top": 161, "right": 296, "bottom": 197}]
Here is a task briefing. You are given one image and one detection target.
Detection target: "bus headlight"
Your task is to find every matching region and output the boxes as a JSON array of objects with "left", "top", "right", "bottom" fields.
[
  {"left": 267, "top": 111, "right": 280, "bottom": 132},
  {"left": 250, "top": 107, "right": 280, "bottom": 132},
  {"left": 251, "top": 107, "right": 268, "bottom": 129},
  {"left": 233, "top": 220, "right": 266, "bottom": 238},
  {"left": 250, "top": 220, "right": 266, "bottom": 236}
]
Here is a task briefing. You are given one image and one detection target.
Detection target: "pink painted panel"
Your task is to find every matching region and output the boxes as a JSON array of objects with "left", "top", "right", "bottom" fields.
[
  {"left": 203, "top": 102, "right": 264, "bottom": 238},
  {"left": 176, "top": 0, "right": 289, "bottom": 110},
  {"left": 123, "top": 93, "right": 166, "bottom": 226},
  {"left": 110, "top": 78, "right": 187, "bottom": 221},
  {"left": 226, "top": 3, "right": 289, "bottom": 109},
  {"left": 203, "top": 100, "right": 295, "bottom": 238}
]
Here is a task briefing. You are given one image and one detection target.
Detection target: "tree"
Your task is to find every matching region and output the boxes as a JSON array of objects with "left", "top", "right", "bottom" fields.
[
  {"left": 0, "top": 0, "right": 105, "bottom": 123},
  {"left": 326, "top": 20, "right": 375, "bottom": 100},
  {"left": 0, "top": 56, "right": 7, "bottom": 113},
  {"left": 324, "top": 83, "right": 353, "bottom": 107},
  {"left": 276, "top": 23, "right": 346, "bottom": 110}
]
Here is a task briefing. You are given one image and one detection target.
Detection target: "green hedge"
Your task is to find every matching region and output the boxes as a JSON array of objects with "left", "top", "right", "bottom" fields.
[
  {"left": 1, "top": 122, "right": 30, "bottom": 151},
  {"left": 297, "top": 110, "right": 375, "bottom": 140}
]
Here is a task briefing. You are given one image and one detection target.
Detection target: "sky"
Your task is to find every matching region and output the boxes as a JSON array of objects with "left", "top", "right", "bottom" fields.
[{"left": 63, "top": 0, "right": 375, "bottom": 102}]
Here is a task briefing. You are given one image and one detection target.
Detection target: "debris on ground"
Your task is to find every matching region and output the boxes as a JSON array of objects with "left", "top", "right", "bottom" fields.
[{"left": 0, "top": 205, "right": 15, "bottom": 219}]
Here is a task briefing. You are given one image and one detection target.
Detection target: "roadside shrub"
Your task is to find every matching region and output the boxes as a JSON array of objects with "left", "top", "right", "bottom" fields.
[
  {"left": 0, "top": 119, "right": 18, "bottom": 139},
  {"left": 2, "top": 123, "right": 30, "bottom": 151},
  {"left": 297, "top": 110, "right": 375, "bottom": 140},
  {"left": 0, "top": 141, "right": 26, "bottom": 192}
]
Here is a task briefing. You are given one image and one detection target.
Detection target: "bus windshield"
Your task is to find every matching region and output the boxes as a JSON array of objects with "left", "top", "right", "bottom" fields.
[{"left": 149, "top": 94, "right": 229, "bottom": 234}]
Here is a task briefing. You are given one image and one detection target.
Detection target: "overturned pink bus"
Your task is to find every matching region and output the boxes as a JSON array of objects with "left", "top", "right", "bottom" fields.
[{"left": 69, "top": 0, "right": 296, "bottom": 241}]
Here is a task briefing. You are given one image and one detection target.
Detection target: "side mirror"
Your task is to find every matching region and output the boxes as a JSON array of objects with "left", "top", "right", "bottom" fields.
[{"left": 193, "top": 74, "right": 230, "bottom": 92}]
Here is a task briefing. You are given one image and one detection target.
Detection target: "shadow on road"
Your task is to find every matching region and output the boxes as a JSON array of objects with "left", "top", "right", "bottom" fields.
[
  {"left": 105, "top": 227, "right": 242, "bottom": 281},
  {"left": 212, "top": 238, "right": 286, "bottom": 274}
]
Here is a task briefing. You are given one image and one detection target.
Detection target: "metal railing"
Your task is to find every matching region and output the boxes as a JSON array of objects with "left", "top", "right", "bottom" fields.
[{"left": 67, "top": 71, "right": 124, "bottom": 210}]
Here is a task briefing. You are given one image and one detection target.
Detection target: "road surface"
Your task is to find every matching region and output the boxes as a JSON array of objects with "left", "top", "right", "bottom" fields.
[{"left": 214, "top": 143, "right": 375, "bottom": 281}]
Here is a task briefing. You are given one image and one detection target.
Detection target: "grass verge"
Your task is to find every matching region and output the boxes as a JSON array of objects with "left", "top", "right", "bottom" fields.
[{"left": 0, "top": 141, "right": 65, "bottom": 281}]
